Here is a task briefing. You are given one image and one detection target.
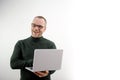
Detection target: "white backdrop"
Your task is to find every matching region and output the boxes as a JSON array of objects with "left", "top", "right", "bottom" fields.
[
  {"left": 0, "top": 0, "right": 120, "bottom": 80},
  {"left": 0, "top": 0, "right": 73, "bottom": 80}
]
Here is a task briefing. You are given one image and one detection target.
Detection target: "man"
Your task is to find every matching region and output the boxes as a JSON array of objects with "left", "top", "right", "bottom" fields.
[{"left": 10, "top": 16, "right": 56, "bottom": 80}]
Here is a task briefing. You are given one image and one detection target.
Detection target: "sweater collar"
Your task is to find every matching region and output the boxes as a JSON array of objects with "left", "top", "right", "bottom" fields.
[{"left": 30, "top": 36, "right": 43, "bottom": 42}]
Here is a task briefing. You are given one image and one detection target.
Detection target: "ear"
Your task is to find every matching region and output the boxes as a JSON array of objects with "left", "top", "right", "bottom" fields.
[{"left": 43, "top": 26, "right": 46, "bottom": 32}]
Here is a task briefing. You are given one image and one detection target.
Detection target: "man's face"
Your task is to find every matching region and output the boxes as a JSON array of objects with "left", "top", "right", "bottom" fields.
[{"left": 31, "top": 18, "right": 46, "bottom": 38}]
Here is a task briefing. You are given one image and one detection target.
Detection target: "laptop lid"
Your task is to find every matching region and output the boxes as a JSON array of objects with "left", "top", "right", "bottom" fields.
[{"left": 29, "top": 49, "right": 63, "bottom": 72}]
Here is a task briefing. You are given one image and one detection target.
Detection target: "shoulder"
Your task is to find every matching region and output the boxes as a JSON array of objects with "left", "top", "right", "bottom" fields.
[
  {"left": 42, "top": 37, "right": 56, "bottom": 49},
  {"left": 15, "top": 37, "right": 30, "bottom": 45},
  {"left": 42, "top": 37, "right": 55, "bottom": 44}
]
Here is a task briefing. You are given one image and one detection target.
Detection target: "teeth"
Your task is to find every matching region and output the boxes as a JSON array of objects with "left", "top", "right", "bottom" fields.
[{"left": 35, "top": 32, "right": 39, "bottom": 33}]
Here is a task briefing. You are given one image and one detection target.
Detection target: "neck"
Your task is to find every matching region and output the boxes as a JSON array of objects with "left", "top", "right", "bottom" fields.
[
  {"left": 30, "top": 36, "right": 43, "bottom": 42},
  {"left": 31, "top": 35, "right": 42, "bottom": 38}
]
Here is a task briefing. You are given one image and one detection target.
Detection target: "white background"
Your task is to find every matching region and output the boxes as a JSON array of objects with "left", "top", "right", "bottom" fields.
[{"left": 0, "top": 0, "right": 120, "bottom": 80}]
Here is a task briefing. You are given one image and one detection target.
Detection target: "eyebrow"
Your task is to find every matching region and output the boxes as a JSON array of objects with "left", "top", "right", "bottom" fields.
[{"left": 31, "top": 23, "right": 44, "bottom": 27}]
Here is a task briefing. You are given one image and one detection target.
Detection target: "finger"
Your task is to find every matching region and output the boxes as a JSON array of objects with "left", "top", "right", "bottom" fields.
[
  {"left": 36, "top": 71, "right": 48, "bottom": 75},
  {"left": 34, "top": 72, "right": 43, "bottom": 77},
  {"left": 34, "top": 72, "right": 40, "bottom": 76},
  {"left": 36, "top": 71, "right": 45, "bottom": 75},
  {"left": 41, "top": 71, "right": 49, "bottom": 74},
  {"left": 34, "top": 71, "right": 45, "bottom": 77},
  {"left": 34, "top": 71, "right": 49, "bottom": 77}
]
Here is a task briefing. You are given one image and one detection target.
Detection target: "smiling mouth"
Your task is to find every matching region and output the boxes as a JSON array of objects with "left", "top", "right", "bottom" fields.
[{"left": 34, "top": 31, "right": 40, "bottom": 33}]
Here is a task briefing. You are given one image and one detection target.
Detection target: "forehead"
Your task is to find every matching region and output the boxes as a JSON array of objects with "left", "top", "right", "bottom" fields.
[{"left": 32, "top": 18, "right": 46, "bottom": 25}]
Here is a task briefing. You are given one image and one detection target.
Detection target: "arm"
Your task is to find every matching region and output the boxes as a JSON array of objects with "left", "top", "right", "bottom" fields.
[{"left": 10, "top": 41, "right": 33, "bottom": 69}]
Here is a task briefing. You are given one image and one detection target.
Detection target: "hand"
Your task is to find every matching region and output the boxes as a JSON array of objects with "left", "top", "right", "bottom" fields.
[{"left": 34, "top": 71, "right": 49, "bottom": 77}]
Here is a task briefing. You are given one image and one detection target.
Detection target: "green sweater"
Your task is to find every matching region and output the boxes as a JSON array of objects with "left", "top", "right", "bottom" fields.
[{"left": 10, "top": 36, "right": 56, "bottom": 80}]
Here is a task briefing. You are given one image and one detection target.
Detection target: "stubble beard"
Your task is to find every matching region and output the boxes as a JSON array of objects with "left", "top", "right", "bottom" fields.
[{"left": 32, "top": 31, "right": 42, "bottom": 38}]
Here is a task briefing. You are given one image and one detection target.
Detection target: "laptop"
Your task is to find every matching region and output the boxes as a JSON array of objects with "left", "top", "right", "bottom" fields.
[{"left": 26, "top": 49, "right": 63, "bottom": 72}]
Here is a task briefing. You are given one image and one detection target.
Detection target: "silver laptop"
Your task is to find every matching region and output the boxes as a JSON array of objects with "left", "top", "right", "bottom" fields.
[{"left": 26, "top": 49, "right": 63, "bottom": 72}]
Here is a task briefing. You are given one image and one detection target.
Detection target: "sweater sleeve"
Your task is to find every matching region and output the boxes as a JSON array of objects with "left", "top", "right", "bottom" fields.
[{"left": 10, "top": 41, "right": 33, "bottom": 69}]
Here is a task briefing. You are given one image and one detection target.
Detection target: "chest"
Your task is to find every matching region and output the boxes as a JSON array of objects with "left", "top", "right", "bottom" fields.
[{"left": 21, "top": 42, "right": 49, "bottom": 59}]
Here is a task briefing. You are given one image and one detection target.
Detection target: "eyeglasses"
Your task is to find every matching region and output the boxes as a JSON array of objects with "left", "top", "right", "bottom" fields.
[{"left": 31, "top": 23, "right": 44, "bottom": 29}]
